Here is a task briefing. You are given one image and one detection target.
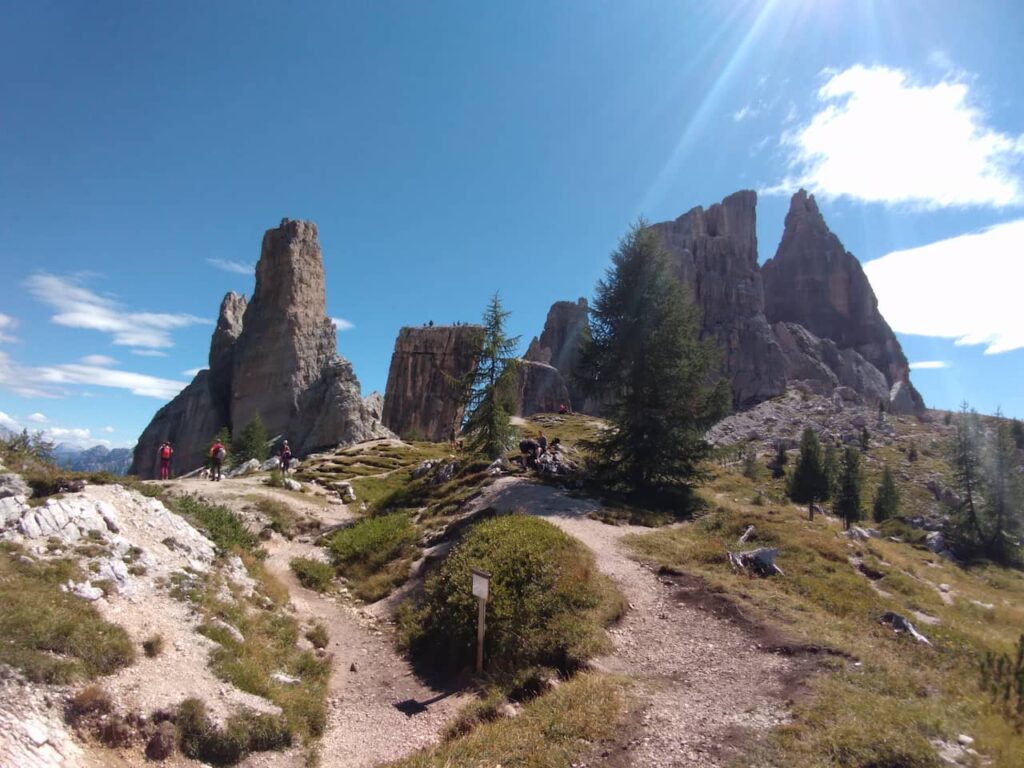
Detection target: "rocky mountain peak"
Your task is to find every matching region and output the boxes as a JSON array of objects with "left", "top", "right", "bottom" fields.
[
  {"left": 524, "top": 297, "right": 590, "bottom": 411},
  {"left": 763, "top": 190, "right": 923, "bottom": 412}
]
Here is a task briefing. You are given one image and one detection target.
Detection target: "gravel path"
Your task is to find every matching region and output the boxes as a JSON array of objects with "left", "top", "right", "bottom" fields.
[{"left": 468, "top": 477, "right": 793, "bottom": 767}]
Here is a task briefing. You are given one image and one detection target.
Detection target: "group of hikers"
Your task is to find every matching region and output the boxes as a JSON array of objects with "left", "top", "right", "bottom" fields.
[
  {"left": 519, "top": 431, "right": 561, "bottom": 469},
  {"left": 154, "top": 438, "right": 294, "bottom": 481}
]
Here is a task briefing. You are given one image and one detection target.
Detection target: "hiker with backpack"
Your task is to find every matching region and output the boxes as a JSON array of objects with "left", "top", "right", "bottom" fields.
[
  {"left": 158, "top": 441, "right": 173, "bottom": 480},
  {"left": 280, "top": 440, "right": 293, "bottom": 474},
  {"left": 209, "top": 439, "right": 227, "bottom": 481}
]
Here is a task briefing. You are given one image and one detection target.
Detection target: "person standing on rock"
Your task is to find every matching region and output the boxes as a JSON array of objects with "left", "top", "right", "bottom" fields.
[
  {"left": 158, "top": 441, "right": 173, "bottom": 480},
  {"left": 280, "top": 440, "right": 293, "bottom": 474},
  {"left": 209, "top": 439, "right": 226, "bottom": 482}
]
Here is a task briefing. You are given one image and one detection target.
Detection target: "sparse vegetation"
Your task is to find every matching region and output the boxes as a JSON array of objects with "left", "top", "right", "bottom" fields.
[
  {"left": 0, "top": 543, "right": 135, "bottom": 683},
  {"left": 873, "top": 463, "right": 900, "bottom": 522},
  {"left": 177, "top": 697, "right": 291, "bottom": 765},
  {"left": 402, "top": 514, "right": 624, "bottom": 679},
  {"left": 67, "top": 684, "right": 113, "bottom": 721},
  {"left": 143, "top": 634, "right": 165, "bottom": 658},
  {"left": 305, "top": 623, "right": 329, "bottom": 650},
  {"left": 168, "top": 494, "right": 260, "bottom": 555},
  {"left": 328, "top": 513, "right": 418, "bottom": 601},
  {"left": 384, "top": 674, "right": 628, "bottom": 768},
  {"left": 290, "top": 557, "right": 334, "bottom": 592},
  {"left": 232, "top": 413, "right": 270, "bottom": 466}
]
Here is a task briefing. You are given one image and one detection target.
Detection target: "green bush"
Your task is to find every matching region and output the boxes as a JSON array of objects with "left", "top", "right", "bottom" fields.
[
  {"left": 232, "top": 415, "right": 269, "bottom": 466},
  {"left": 169, "top": 495, "right": 260, "bottom": 555},
  {"left": 404, "top": 515, "right": 624, "bottom": 677},
  {"left": 177, "top": 697, "right": 291, "bottom": 765},
  {"left": 290, "top": 558, "right": 333, "bottom": 592},
  {"left": 329, "top": 513, "right": 417, "bottom": 576}
]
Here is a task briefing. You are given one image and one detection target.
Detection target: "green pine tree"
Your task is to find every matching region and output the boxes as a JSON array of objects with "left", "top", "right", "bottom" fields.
[
  {"left": 949, "top": 403, "right": 986, "bottom": 550},
  {"left": 872, "top": 463, "right": 900, "bottom": 522},
  {"left": 837, "top": 447, "right": 864, "bottom": 530},
  {"left": 577, "top": 220, "right": 730, "bottom": 498},
  {"left": 860, "top": 426, "right": 871, "bottom": 452},
  {"left": 771, "top": 443, "right": 788, "bottom": 480},
  {"left": 463, "top": 293, "right": 521, "bottom": 459},
  {"left": 788, "top": 428, "right": 830, "bottom": 504},
  {"left": 232, "top": 414, "right": 269, "bottom": 465},
  {"left": 823, "top": 442, "right": 841, "bottom": 502},
  {"left": 982, "top": 411, "right": 1024, "bottom": 562}
]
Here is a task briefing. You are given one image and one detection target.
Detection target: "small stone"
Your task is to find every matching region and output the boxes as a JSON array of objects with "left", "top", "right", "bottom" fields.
[
  {"left": 939, "top": 583, "right": 951, "bottom": 593},
  {"left": 957, "top": 734, "right": 974, "bottom": 747},
  {"left": 350, "top": 663, "right": 357, "bottom": 672},
  {"left": 24, "top": 719, "right": 48, "bottom": 746},
  {"left": 271, "top": 672, "right": 301, "bottom": 685}
]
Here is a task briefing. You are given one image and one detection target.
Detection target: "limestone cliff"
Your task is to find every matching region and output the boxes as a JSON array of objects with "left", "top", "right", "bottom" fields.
[
  {"left": 524, "top": 298, "right": 590, "bottom": 411},
  {"left": 132, "top": 219, "right": 385, "bottom": 478},
  {"left": 512, "top": 361, "right": 571, "bottom": 417},
  {"left": 649, "top": 190, "right": 788, "bottom": 408},
  {"left": 763, "top": 190, "right": 923, "bottom": 413},
  {"left": 381, "top": 325, "right": 485, "bottom": 441}
]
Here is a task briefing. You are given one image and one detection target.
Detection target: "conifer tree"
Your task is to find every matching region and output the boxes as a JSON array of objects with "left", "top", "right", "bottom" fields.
[
  {"left": 907, "top": 441, "right": 918, "bottom": 462},
  {"left": 771, "top": 443, "right": 788, "bottom": 479},
  {"left": 577, "top": 220, "right": 729, "bottom": 497},
  {"left": 837, "top": 447, "right": 864, "bottom": 530},
  {"left": 1012, "top": 418, "right": 1024, "bottom": 451},
  {"left": 860, "top": 426, "right": 871, "bottom": 452},
  {"left": 788, "top": 427, "right": 829, "bottom": 504},
  {"left": 463, "top": 293, "right": 520, "bottom": 459},
  {"left": 872, "top": 463, "right": 900, "bottom": 522},
  {"left": 232, "top": 414, "right": 269, "bottom": 464},
  {"left": 950, "top": 403, "right": 985, "bottom": 547},
  {"left": 823, "top": 442, "right": 841, "bottom": 501}
]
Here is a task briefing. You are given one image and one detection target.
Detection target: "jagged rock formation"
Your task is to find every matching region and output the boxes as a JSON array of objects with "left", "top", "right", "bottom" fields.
[
  {"left": 512, "top": 361, "right": 571, "bottom": 417},
  {"left": 132, "top": 219, "right": 386, "bottom": 478},
  {"left": 524, "top": 299, "right": 590, "bottom": 411},
  {"left": 363, "top": 391, "right": 384, "bottom": 423},
  {"left": 650, "top": 190, "right": 788, "bottom": 408},
  {"left": 763, "top": 191, "right": 923, "bottom": 413},
  {"left": 382, "top": 325, "right": 485, "bottom": 441}
]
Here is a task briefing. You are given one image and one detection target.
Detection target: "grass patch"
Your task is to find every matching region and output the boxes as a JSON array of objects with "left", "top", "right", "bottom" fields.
[
  {"left": 290, "top": 558, "right": 334, "bottom": 592},
  {"left": 0, "top": 543, "right": 135, "bottom": 683},
  {"left": 625, "top": 465, "right": 1024, "bottom": 768},
  {"left": 143, "top": 634, "right": 164, "bottom": 658},
  {"left": 168, "top": 494, "right": 260, "bottom": 555},
  {"left": 401, "top": 514, "right": 625, "bottom": 680},
  {"left": 305, "top": 623, "right": 329, "bottom": 650},
  {"left": 384, "top": 673, "right": 628, "bottom": 768},
  {"left": 328, "top": 512, "right": 419, "bottom": 601},
  {"left": 177, "top": 697, "right": 291, "bottom": 765},
  {"left": 249, "top": 496, "right": 301, "bottom": 539}
]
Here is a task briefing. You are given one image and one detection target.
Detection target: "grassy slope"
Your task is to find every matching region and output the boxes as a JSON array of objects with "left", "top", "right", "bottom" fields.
[{"left": 627, "top": 455, "right": 1024, "bottom": 767}]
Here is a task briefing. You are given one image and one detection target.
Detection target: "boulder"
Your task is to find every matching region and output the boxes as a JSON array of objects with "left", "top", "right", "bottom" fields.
[
  {"left": 512, "top": 360, "right": 571, "bottom": 417},
  {"left": 228, "top": 458, "right": 260, "bottom": 477},
  {"left": 0, "top": 473, "right": 31, "bottom": 500},
  {"left": 762, "top": 190, "right": 923, "bottom": 414},
  {"left": 649, "top": 190, "right": 787, "bottom": 408},
  {"left": 382, "top": 325, "right": 485, "bottom": 441}
]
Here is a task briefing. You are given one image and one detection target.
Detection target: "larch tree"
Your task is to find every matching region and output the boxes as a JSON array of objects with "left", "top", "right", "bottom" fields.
[{"left": 463, "top": 293, "right": 521, "bottom": 459}]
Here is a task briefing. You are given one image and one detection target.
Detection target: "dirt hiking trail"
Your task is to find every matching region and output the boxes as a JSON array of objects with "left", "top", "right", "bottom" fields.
[{"left": 468, "top": 476, "right": 794, "bottom": 768}]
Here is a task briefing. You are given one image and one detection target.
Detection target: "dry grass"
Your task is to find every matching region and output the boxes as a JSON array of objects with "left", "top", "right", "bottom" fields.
[
  {"left": 383, "top": 673, "right": 629, "bottom": 768},
  {"left": 626, "top": 465, "right": 1024, "bottom": 768}
]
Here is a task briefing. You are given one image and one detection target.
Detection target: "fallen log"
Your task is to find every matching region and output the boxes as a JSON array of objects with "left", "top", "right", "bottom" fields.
[{"left": 727, "top": 547, "right": 784, "bottom": 577}]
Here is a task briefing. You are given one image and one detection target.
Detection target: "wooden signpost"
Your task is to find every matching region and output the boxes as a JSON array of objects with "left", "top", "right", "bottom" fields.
[{"left": 471, "top": 568, "right": 491, "bottom": 674}]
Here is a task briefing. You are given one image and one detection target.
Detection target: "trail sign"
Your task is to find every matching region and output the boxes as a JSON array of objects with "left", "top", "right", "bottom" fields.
[{"left": 471, "top": 568, "right": 490, "bottom": 601}]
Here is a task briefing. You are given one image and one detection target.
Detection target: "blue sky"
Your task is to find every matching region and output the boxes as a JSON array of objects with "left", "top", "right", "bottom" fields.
[{"left": 2, "top": 0, "right": 1022, "bottom": 448}]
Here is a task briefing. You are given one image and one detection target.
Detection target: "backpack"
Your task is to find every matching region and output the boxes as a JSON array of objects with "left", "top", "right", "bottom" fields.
[
  {"left": 214, "top": 446, "right": 226, "bottom": 460},
  {"left": 160, "top": 445, "right": 171, "bottom": 459}
]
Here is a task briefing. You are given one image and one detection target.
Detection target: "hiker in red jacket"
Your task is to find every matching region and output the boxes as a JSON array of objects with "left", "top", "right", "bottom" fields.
[
  {"left": 158, "top": 441, "right": 173, "bottom": 480},
  {"left": 209, "top": 440, "right": 226, "bottom": 482}
]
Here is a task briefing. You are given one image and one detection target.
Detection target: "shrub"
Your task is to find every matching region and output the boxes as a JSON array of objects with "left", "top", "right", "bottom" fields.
[
  {"left": 290, "top": 558, "right": 333, "bottom": 592},
  {"left": 979, "top": 634, "right": 1024, "bottom": 729},
  {"left": 67, "top": 685, "right": 112, "bottom": 722},
  {"left": 143, "top": 635, "right": 165, "bottom": 658},
  {"left": 177, "top": 698, "right": 291, "bottom": 765},
  {"left": 305, "top": 623, "right": 329, "bottom": 649},
  {"left": 405, "top": 514, "right": 624, "bottom": 677},
  {"left": 169, "top": 495, "right": 259, "bottom": 555},
  {"left": 265, "top": 469, "right": 285, "bottom": 489},
  {"left": 329, "top": 513, "right": 417, "bottom": 578}
]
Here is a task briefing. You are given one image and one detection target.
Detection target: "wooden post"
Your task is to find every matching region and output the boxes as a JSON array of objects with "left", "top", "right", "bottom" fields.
[
  {"left": 809, "top": 498, "right": 815, "bottom": 521},
  {"left": 471, "top": 569, "right": 490, "bottom": 675}
]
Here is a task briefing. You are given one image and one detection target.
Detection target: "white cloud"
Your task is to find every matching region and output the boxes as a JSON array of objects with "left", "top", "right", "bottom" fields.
[
  {"left": 733, "top": 104, "right": 759, "bottom": 122},
  {"left": 182, "top": 367, "right": 204, "bottom": 377},
  {"left": 0, "top": 313, "right": 17, "bottom": 343},
  {"left": 0, "top": 411, "right": 20, "bottom": 432},
  {"left": 331, "top": 317, "right": 355, "bottom": 331},
  {"left": 207, "top": 258, "right": 254, "bottom": 275},
  {"left": 80, "top": 354, "right": 117, "bottom": 367},
  {"left": 25, "top": 274, "right": 209, "bottom": 350},
  {"left": 35, "top": 363, "right": 188, "bottom": 400},
  {"left": 27, "top": 412, "right": 48, "bottom": 423},
  {"left": 909, "top": 361, "right": 950, "bottom": 370},
  {"left": 770, "top": 64, "right": 1024, "bottom": 208},
  {"left": 0, "top": 349, "right": 188, "bottom": 400},
  {"left": 131, "top": 349, "right": 169, "bottom": 358},
  {"left": 103, "top": 426, "right": 115, "bottom": 433},
  {"left": 864, "top": 218, "right": 1024, "bottom": 355}
]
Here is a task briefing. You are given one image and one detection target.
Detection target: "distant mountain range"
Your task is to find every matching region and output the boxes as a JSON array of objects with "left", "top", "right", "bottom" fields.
[{"left": 52, "top": 444, "right": 133, "bottom": 476}]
